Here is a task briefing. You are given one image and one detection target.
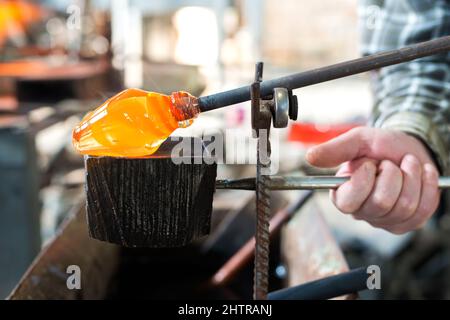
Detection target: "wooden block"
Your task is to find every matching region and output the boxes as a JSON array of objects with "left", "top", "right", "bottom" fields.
[{"left": 85, "top": 138, "right": 217, "bottom": 248}]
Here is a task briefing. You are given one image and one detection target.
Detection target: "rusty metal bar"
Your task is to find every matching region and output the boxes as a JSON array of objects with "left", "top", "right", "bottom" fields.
[
  {"left": 216, "top": 176, "right": 450, "bottom": 190},
  {"left": 198, "top": 36, "right": 450, "bottom": 112},
  {"left": 210, "top": 191, "right": 314, "bottom": 288},
  {"left": 215, "top": 178, "right": 256, "bottom": 190},
  {"left": 252, "top": 62, "right": 271, "bottom": 300}
]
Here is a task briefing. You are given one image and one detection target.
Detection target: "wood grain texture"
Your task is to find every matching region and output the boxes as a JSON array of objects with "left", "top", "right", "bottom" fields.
[{"left": 85, "top": 154, "right": 217, "bottom": 248}]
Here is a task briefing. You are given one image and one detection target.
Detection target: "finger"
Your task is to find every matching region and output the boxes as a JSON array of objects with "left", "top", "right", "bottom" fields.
[
  {"left": 331, "top": 158, "right": 377, "bottom": 214},
  {"left": 354, "top": 160, "right": 403, "bottom": 221},
  {"left": 385, "top": 163, "right": 440, "bottom": 234},
  {"left": 370, "top": 154, "right": 422, "bottom": 226},
  {"left": 305, "top": 127, "right": 433, "bottom": 168},
  {"left": 306, "top": 127, "right": 369, "bottom": 168}
]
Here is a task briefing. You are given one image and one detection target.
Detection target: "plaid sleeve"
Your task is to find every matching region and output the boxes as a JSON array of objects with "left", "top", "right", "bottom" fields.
[{"left": 359, "top": 0, "right": 450, "bottom": 174}]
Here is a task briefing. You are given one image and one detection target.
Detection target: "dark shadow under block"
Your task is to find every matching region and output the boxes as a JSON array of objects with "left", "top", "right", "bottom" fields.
[{"left": 85, "top": 140, "right": 217, "bottom": 248}]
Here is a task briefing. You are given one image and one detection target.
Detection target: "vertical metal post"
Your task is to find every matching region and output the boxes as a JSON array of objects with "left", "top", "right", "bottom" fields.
[{"left": 251, "top": 62, "right": 271, "bottom": 299}]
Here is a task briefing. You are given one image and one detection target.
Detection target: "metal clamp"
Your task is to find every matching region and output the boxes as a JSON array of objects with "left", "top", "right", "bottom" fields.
[
  {"left": 251, "top": 63, "right": 271, "bottom": 137},
  {"left": 252, "top": 84, "right": 298, "bottom": 133}
]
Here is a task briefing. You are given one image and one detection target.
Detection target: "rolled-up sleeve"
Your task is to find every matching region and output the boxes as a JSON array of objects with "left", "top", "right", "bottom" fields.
[{"left": 359, "top": 0, "right": 450, "bottom": 174}]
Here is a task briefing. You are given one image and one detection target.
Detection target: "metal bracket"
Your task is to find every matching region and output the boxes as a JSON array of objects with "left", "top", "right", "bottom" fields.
[
  {"left": 251, "top": 63, "right": 271, "bottom": 138},
  {"left": 251, "top": 75, "right": 298, "bottom": 135}
]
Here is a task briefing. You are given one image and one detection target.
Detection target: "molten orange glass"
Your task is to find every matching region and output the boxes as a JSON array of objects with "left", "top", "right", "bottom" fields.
[
  {"left": 72, "top": 88, "right": 200, "bottom": 157},
  {"left": 0, "top": 1, "right": 45, "bottom": 46}
]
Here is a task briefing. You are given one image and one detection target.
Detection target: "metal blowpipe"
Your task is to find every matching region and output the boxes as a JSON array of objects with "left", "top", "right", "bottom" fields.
[{"left": 198, "top": 36, "right": 450, "bottom": 112}]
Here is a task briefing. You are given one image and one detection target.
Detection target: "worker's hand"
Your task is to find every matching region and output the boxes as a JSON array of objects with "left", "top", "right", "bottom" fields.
[{"left": 305, "top": 127, "right": 440, "bottom": 234}]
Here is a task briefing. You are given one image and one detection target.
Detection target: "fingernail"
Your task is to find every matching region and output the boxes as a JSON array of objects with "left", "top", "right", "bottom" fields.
[
  {"left": 424, "top": 163, "right": 436, "bottom": 173},
  {"left": 404, "top": 154, "right": 418, "bottom": 164},
  {"left": 363, "top": 161, "right": 375, "bottom": 175},
  {"left": 305, "top": 148, "right": 316, "bottom": 162},
  {"left": 424, "top": 163, "right": 438, "bottom": 181}
]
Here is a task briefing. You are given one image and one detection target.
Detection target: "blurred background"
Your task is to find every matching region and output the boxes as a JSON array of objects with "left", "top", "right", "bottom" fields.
[{"left": 2, "top": 0, "right": 446, "bottom": 300}]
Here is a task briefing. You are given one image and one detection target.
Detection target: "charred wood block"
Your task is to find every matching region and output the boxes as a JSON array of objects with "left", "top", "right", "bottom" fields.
[{"left": 85, "top": 138, "right": 217, "bottom": 248}]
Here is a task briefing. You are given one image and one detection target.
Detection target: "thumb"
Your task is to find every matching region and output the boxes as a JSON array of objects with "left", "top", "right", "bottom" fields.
[{"left": 306, "top": 127, "right": 413, "bottom": 168}]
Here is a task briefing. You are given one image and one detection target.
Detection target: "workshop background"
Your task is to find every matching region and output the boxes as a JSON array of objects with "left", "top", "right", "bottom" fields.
[{"left": 1, "top": 0, "right": 449, "bottom": 300}]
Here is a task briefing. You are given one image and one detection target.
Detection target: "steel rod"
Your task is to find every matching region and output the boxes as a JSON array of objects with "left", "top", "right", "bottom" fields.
[
  {"left": 267, "top": 267, "right": 368, "bottom": 300},
  {"left": 198, "top": 36, "right": 450, "bottom": 112},
  {"left": 216, "top": 176, "right": 450, "bottom": 190}
]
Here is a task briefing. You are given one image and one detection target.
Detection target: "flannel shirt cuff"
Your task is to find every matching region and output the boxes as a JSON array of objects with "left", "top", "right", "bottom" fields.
[{"left": 376, "top": 111, "right": 448, "bottom": 175}]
